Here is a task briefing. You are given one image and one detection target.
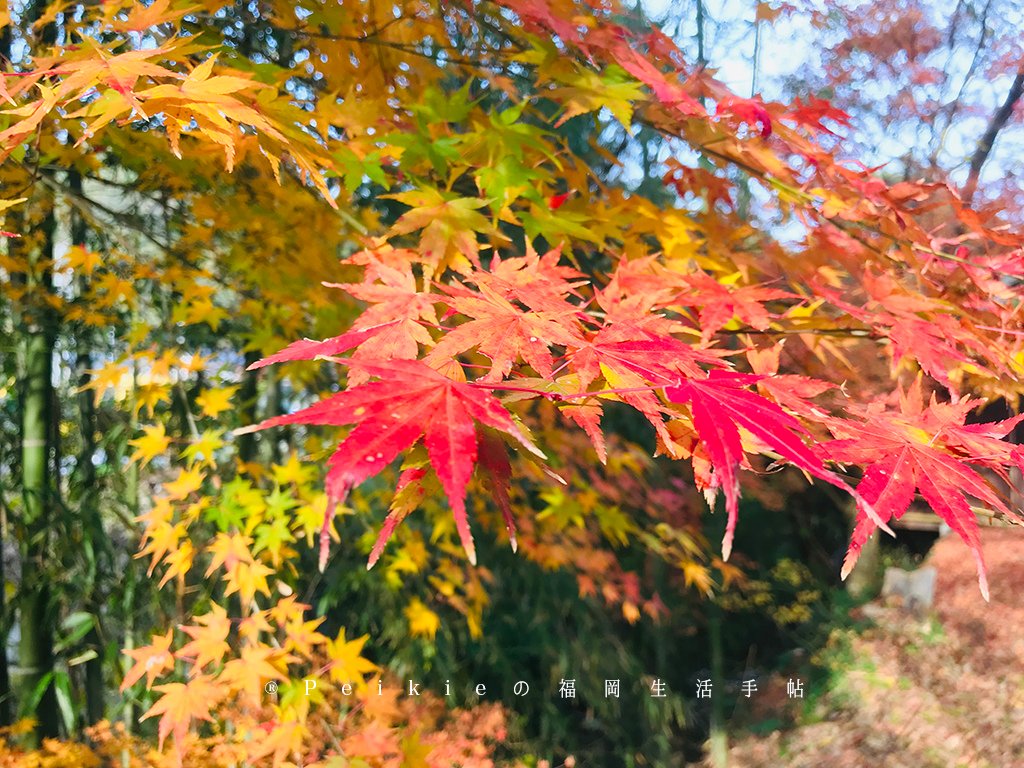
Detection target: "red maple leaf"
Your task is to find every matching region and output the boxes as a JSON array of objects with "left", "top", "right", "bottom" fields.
[
  {"left": 665, "top": 370, "right": 873, "bottom": 560},
  {"left": 812, "top": 274, "right": 997, "bottom": 392},
  {"left": 567, "top": 329, "right": 718, "bottom": 392},
  {"left": 715, "top": 95, "right": 773, "bottom": 137},
  {"left": 616, "top": 47, "right": 705, "bottom": 117},
  {"left": 501, "top": 0, "right": 586, "bottom": 47},
  {"left": 564, "top": 328, "right": 721, "bottom": 454},
  {"left": 782, "top": 96, "right": 851, "bottom": 134},
  {"left": 478, "top": 428, "right": 519, "bottom": 553},
  {"left": 325, "top": 260, "right": 440, "bottom": 381},
  {"left": 246, "top": 322, "right": 399, "bottom": 371},
  {"left": 474, "top": 245, "right": 588, "bottom": 316},
  {"left": 548, "top": 191, "right": 571, "bottom": 210},
  {"left": 826, "top": 381, "right": 1024, "bottom": 600},
  {"left": 241, "top": 359, "right": 544, "bottom": 567},
  {"left": 677, "top": 273, "right": 795, "bottom": 342}
]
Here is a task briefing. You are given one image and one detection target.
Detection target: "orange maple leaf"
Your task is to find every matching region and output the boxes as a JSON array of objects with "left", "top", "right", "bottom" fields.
[
  {"left": 120, "top": 629, "right": 175, "bottom": 691},
  {"left": 176, "top": 604, "right": 231, "bottom": 672},
  {"left": 142, "top": 674, "right": 221, "bottom": 751}
]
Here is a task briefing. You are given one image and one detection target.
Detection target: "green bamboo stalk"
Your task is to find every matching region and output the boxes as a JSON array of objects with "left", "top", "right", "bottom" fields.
[
  {"left": 68, "top": 169, "right": 107, "bottom": 725},
  {"left": 17, "top": 204, "right": 61, "bottom": 742}
]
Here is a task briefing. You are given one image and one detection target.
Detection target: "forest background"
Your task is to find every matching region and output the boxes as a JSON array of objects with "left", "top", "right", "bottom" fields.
[{"left": 2, "top": 0, "right": 1024, "bottom": 766}]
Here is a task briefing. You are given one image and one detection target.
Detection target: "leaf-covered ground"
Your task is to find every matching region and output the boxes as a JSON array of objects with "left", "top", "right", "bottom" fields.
[{"left": 721, "top": 527, "right": 1024, "bottom": 768}]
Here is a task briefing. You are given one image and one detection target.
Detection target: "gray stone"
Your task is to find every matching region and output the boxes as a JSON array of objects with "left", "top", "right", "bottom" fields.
[{"left": 881, "top": 566, "right": 937, "bottom": 613}]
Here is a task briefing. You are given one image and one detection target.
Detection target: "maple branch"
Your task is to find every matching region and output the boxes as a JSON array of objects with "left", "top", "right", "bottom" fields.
[
  {"left": 174, "top": 383, "right": 201, "bottom": 443},
  {"left": 722, "top": 326, "right": 878, "bottom": 338},
  {"left": 48, "top": 168, "right": 179, "bottom": 198},
  {"left": 972, "top": 505, "right": 1024, "bottom": 527},
  {"left": 35, "top": 170, "right": 175, "bottom": 255},
  {"left": 277, "top": 26, "right": 515, "bottom": 69},
  {"left": 822, "top": 209, "right": 1024, "bottom": 282},
  {"left": 735, "top": 148, "right": 1024, "bottom": 282},
  {"left": 637, "top": 116, "right": 1024, "bottom": 281},
  {"left": 41, "top": 169, "right": 323, "bottom": 311},
  {"left": 962, "top": 67, "right": 1024, "bottom": 205},
  {"left": 466, "top": 380, "right": 671, "bottom": 400}
]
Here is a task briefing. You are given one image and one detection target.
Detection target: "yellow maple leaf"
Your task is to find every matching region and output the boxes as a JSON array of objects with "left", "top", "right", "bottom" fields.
[
  {"left": 682, "top": 560, "right": 714, "bottom": 596},
  {"left": 136, "top": 521, "right": 186, "bottom": 574},
  {"left": 82, "top": 309, "right": 117, "bottom": 326},
  {"left": 181, "top": 496, "right": 211, "bottom": 524},
  {"left": 113, "top": 0, "right": 198, "bottom": 32},
  {"left": 282, "top": 616, "right": 327, "bottom": 657},
  {"left": 93, "top": 271, "right": 136, "bottom": 305},
  {"left": 220, "top": 645, "right": 295, "bottom": 701},
  {"left": 148, "top": 349, "right": 180, "bottom": 381},
  {"left": 271, "top": 452, "right": 315, "bottom": 487},
  {"left": 223, "top": 560, "right": 273, "bottom": 607},
  {"left": 134, "top": 382, "right": 170, "bottom": 418},
  {"left": 404, "top": 599, "right": 440, "bottom": 640},
  {"left": 63, "top": 245, "right": 103, "bottom": 275},
  {"left": 178, "top": 298, "right": 228, "bottom": 329},
  {"left": 386, "top": 189, "right": 501, "bottom": 276},
  {"left": 180, "top": 351, "right": 212, "bottom": 374},
  {"left": 134, "top": 495, "right": 174, "bottom": 533},
  {"left": 235, "top": 459, "right": 267, "bottom": 481},
  {"left": 269, "top": 595, "right": 310, "bottom": 626},
  {"left": 125, "top": 323, "right": 150, "bottom": 347},
  {"left": 387, "top": 540, "right": 428, "bottom": 579},
  {"left": 83, "top": 360, "right": 130, "bottom": 405},
  {"left": 246, "top": 719, "right": 310, "bottom": 764},
  {"left": 325, "top": 629, "right": 378, "bottom": 689},
  {"left": 163, "top": 467, "right": 205, "bottom": 500},
  {"left": 357, "top": 673, "right": 403, "bottom": 725},
  {"left": 547, "top": 63, "right": 642, "bottom": 130},
  {"left": 4, "top": 718, "right": 36, "bottom": 737},
  {"left": 129, "top": 423, "right": 171, "bottom": 466},
  {"left": 621, "top": 601, "right": 641, "bottom": 624},
  {"left": 238, "top": 609, "right": 274, "bottom": 644},
  {"left": 180, "top": 428, "right": 225, "bottom": 468},
  {"left": 0, "top": 198, "right": 26, "bottom": 213},
  {"left": 195, "top": 385, "right": 238, "bottom": 418},
  {"left": 401, "top": 732, "right": 432, "bottom": 768},
  {"left": 293, "top": 495, "right": 344, "bottom": 547},
  {"left": 158, "top": 540, "right": 194, "bottom": 587}
]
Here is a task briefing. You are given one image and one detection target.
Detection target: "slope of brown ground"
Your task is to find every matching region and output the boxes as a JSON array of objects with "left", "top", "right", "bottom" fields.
[{"left": 719, "top": 527, "right": 1024, "bottom": 768}]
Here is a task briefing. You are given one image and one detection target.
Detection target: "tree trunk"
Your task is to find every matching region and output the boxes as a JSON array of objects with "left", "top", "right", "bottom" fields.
[
  {"left": 238, "top": 350, "right": 260, "bottom": 464},
  {"left": 844, "top": 501, "right": 882, "bottom": 601}
]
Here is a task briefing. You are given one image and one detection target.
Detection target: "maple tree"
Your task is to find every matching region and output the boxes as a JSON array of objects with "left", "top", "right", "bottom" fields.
[{"left": 2, "top": 0, "right": 1024, "bottom": 764}]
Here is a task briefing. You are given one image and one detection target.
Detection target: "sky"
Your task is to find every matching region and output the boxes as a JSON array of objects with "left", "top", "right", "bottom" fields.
[{"left": 627, "top": 0, "right": 1024, "bottom": 211}]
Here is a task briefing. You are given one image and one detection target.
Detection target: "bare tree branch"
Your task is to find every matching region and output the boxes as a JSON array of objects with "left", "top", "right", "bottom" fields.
[{"left": 962, "top": 67, "right": 1024, "bottom": 204}]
